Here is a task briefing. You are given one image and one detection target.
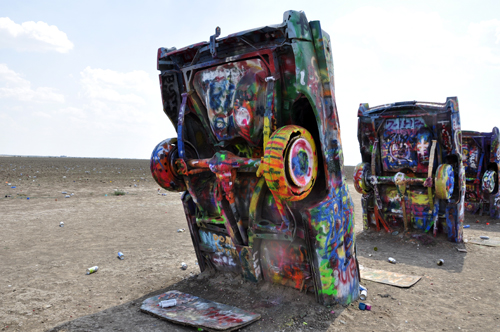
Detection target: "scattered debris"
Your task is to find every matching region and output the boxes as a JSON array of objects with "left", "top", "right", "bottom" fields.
[
  {"left": 158, "top": 299, "right": 177, "bottom": 308},
  {"left": 86, "top": 266, "right": 98, "bottom": 275},
  {"left": 181, "top": 262, "right": 187, "bottom": 270},
  {"left": 141, "top": 291, "right": 261, "bottom": 331},
  {"left": 464, "top": 225, "right": 470, "bottom": 228},
  {"left": 359, "top": 285, "right": 367, "bottom": 300},
  {"left": 177, "top": 228, "right": 185, "bottom": 233},
  {"left": 359, "top": 302, "right": 366, "bottom": 310},
  {"left": 469, "top": 237, "right": 500, "bottom": 247},
  {"left": 388, "top": 257, "right": 396, "bottom": 264},
  {"left": 118, "top": 252, "right": 124, "bottom": 260},
  {"left": 361, "top": 267, "right": 421, "bottom": 287},
  {"left": 480, "top": 236, "right": 490, "bottom": 240},
  {"left": 60, "top": 222, "right": 64, "bottom": 227},
  {"left": 437, "top": 259, "right": 444, "bottom": 266},
  {"left": 456, "top": 248, "right": 467, "bottom": 253}
]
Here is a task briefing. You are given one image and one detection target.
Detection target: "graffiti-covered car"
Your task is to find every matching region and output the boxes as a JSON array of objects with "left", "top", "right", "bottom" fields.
[
  {"left": 150, "top": 11, "right": 359, "bottom": 305},
  {"left": 463, "top": 127, "right": 500, "bottom": 218},
  {"left": 354, "top": 98, "right": 465, "bottom": 243}
]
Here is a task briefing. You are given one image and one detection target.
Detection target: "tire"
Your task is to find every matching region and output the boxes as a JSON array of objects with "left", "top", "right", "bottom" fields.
[
  {"left": 353, "top": 162, "right": 371, "bottom": 195},
  {"left": 435, "top": 164, "right": 455, "bottom": 200},
  {"left": 262, "top": 125, "right": 318, "bottom": 201},
  {"left": 150, "top": 138, "right": 198, "bottom": 192}
]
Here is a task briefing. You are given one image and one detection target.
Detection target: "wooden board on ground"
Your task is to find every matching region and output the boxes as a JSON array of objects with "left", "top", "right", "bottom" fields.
[
  {"left": 469, "top": 237, "right": 500, "bottom": 247},
  {"left": 140, "top": 290, "right": 261, "bottom": 332},
  {"left": 360, "top": 266, "right": 421, "bottom": 288}
]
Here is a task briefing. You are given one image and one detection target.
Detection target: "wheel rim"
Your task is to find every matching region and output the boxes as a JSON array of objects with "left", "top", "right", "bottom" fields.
[{"left": 287, "top": 137, "right": 314, "bottom": 189}]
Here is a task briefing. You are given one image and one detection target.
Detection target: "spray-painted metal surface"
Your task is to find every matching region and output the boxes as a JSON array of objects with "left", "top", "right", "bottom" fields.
[
  {"left": 462, "top": 127, "right": 500, "bottom": 218},
  {"left": 354, "top": 98, "right": 465, "bottom": 242},
  {"left": 140, "top": 291, "right": 261, "bottom": 331},
  {"left": 150, "top": 11, "right": 359, "bottom": 306}
]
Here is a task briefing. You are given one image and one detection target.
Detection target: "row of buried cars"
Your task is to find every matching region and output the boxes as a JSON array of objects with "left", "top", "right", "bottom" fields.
[
  {"left": 149, "top": 10, "right": 498, "bottom": 306},
  {"left": 354, "top": 100, "right": 499, "bottom": 243}
]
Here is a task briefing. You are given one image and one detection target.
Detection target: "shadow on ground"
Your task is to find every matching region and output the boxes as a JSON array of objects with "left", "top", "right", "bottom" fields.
[
  {"left": 356, "top": 213, "right": 500, "bottom": 275},
  {"left": 356, "top": 229, "right": 467, "bottom": 273},
  {"left": 47, "top": 272, "right": 348, "bottom": 332}
]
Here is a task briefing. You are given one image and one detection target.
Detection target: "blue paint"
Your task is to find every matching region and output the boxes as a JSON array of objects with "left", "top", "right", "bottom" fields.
[
  {"left": 292, "top": 151, "right": 309, "bottom": 178},
  {"left": 208, "top": 81, "right": 235, "bottom": 113},
  {"left": 446, "top": 166, "right": 455, "bottom": 197}
]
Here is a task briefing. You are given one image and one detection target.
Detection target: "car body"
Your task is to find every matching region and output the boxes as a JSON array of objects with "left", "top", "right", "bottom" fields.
[
  {"left": 462, "top": 127, "right": 500, "bottom": 218},
  {"left": 150, "top": 11, "right": 359, "bottom": 305},
  {"left": 354, "top": 98, "right": 465, "bottom": 243}
]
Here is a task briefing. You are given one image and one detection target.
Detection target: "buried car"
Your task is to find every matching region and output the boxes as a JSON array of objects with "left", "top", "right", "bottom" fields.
[
  {"left": 150, "top": 11, "right": 359, "bottom": 305},
  {"left": 462, "top": 127, "right": 500, "bottom": 218},
  {"left": 354, "top": 98, "right": 465, "bottom": 243}
]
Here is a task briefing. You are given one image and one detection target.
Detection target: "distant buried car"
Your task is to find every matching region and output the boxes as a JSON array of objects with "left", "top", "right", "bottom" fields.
[
  {"left": 354, "top": 98, "right": 465, "bottom": 243},
  {"left": 150, "top": 11, "right": 359, "bottom": 305},
  {"left": 462, "top": 127, "right": 500, "bottom": 218}
]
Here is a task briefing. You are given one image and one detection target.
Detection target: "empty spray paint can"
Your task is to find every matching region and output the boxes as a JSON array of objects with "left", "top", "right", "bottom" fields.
[
  {"left": 181, "top": 262, "right": 187, "bottom": 270},
  {"left": 437, "top": 259, "right": 444, "bottom": 266},
  {"left": 388, "top": 257, "right": 396, "bottom": 264},
  {"left": 117, "top": 252, "right": 124, "bottom": 260},
  {"left": 59, "top": 222, "right": 64, "bottom": 227},
  {"left": 359, "top": 285, "right": 367, "bottom": 300},
  {"left": 159, "top": 299, "right": 177, "bottom": 308},
  {"left": 86, "top": 266, "right": 99, "bottom": 275}
]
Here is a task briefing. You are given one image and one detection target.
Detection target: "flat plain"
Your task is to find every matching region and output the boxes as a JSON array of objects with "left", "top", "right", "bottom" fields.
[{"left": 1, "top": 156, "right": 499, "bottom": 332}]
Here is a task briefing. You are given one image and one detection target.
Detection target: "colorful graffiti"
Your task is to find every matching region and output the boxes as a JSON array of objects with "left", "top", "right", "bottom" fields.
[
  {"left": 150, "top": 10, "right": 359, "bottom": 306},
  {"left": 462, "top": 128, "right": 500, "bottom": 218},
  {"left": 141, "top": 291, "right": 261, "bottom": 330},
  {"left": 355, "top": 98, "right": 465, "bottom": 242}
]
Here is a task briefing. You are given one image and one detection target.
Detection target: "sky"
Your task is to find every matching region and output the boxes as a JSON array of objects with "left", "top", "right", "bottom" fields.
[{"left": 1, "top": 0, "right": 499, "bottom": 165}]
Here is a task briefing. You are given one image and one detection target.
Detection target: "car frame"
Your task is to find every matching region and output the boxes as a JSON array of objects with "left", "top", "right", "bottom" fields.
[
  {"left": 354, "top": 98, "right": 465, "bottom": 242},
  {"left": 462, "top": 127, "right": 500, "bottom": 218},
  {"left": 150, "top": 10, "right": 359, "bottom": 305}
]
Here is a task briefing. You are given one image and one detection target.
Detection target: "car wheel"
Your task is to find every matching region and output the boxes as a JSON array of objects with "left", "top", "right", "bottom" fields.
[
  {"left": 262, "top": 125, "right": 318, "bottom": 201},
  {"left": 150, "top": 138, "right": 198, "bottom": 192},
  {"left": 435, "top": 164, "right": 455, "bottom": 199},
  {"left": 353, "top": 162, "right": 371, "bottom": 194}
]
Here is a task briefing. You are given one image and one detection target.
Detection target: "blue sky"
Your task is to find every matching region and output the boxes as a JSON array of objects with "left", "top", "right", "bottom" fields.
[{"left": 1, "top": 0, "right": 499, "bottom": 165}]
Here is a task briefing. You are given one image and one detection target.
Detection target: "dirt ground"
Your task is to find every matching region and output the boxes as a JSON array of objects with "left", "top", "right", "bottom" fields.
[{"left": 1, "top": 156, "right": 499, "bottom": 332}]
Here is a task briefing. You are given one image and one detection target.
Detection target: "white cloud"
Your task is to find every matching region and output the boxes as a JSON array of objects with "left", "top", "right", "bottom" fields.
[
  {"left": 77, "top": 66, "right": 164, "bottom": 130},
  {"left": 0, "top": 63, "right": 65, "bottom": 103},
  {"left": 0, "top": 17, "right": 73, "bottom": 53},
  {"left": 80, "top": 66, "right": 157, "bottom": 104}
]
